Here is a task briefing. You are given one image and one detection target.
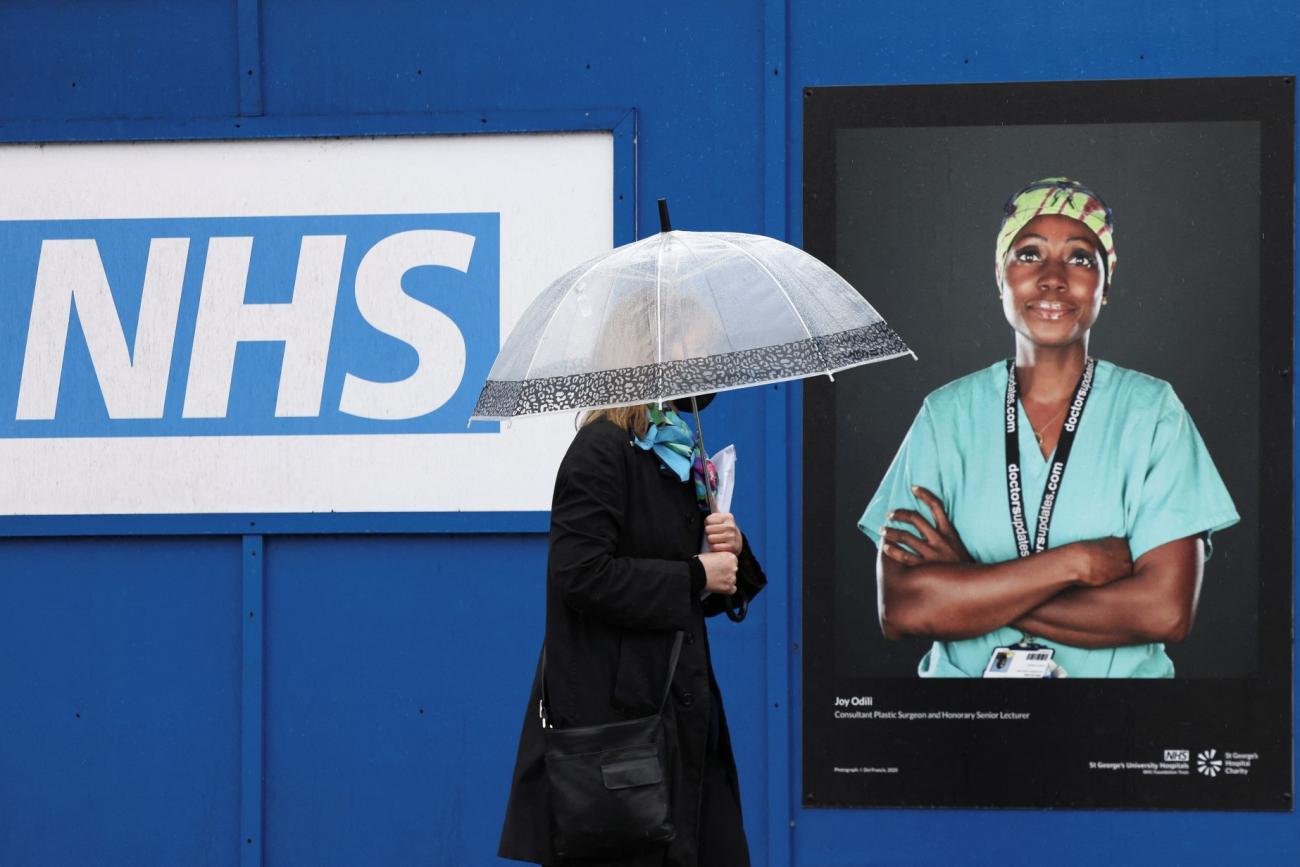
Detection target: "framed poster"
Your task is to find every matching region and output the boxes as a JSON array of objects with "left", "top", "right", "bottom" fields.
[{"left": 802, "top": 77, "right": 1293, "bottom": 809}]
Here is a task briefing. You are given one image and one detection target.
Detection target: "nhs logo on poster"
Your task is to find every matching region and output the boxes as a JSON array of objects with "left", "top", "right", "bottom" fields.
[{"left": 0, "top": 214, "right": 499, "bottom": 437}]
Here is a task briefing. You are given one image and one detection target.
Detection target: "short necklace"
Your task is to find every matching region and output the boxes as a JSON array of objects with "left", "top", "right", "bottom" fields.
[{"left": 1031, "top": 403, "right": 1069, "bottom": 445}]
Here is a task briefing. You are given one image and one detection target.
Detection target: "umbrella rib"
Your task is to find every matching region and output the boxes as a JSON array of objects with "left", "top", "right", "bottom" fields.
[
  {"left": 655, "top": 235, "right": 665, "bottom": 403},
  {"left": 678, "top": 231, "right": 735, "bottom": 354},
  {"left": 517, "top": 255, "right": 612, "bottom": 388},
  {"left": 711, "top": 235, "right": 827, "bottom": 366}
]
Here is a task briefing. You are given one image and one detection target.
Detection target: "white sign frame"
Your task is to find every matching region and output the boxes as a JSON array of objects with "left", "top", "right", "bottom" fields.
[{"left": 0, "top": 113, "right": 636, "bottom": 525}]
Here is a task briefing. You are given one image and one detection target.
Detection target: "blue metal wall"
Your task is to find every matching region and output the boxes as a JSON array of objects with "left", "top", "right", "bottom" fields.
[{"left": 0, "top": 2, "right": 1296, "bottom": 865}]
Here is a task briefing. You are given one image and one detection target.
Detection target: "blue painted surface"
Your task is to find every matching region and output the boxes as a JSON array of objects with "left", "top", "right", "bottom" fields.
[
  {"left": 0, "top": 511, "right": 552, "bottom": 538},
  {"left": 0, "top": 2, "right": 1294, "bottom": 866},
  {"left": 236, "top": 0, "right": 264, "bottom": 116},
  {"left": 241, "top": 535, "right": 265, "bottom": 867},
  {"left": 0, "top": 537, "right": 242, "bottom": 866},
  {"left": 260, "top": 534, "right": 539, "bottom": 866},
  {"left": 0, "top": 0, "right": 238, "bottom": 121}
]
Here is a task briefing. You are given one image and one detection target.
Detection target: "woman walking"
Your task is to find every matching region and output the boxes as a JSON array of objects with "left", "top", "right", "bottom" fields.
[{"left": 499, "top": 396, "right": 766, "bottom": 865}]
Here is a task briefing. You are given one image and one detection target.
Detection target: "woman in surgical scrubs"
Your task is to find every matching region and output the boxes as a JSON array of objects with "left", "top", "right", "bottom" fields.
[{"left": 858, "top": 178, "right": 1239, "bottom": 678}]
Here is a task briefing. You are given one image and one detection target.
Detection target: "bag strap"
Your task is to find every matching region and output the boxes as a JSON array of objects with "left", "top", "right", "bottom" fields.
[
  {"left": 539, "top": 645, "right": 551, "bottom": 728},
  {"left": 540, "top": 631, "right": 685, "bottom": 728},
  {"left": 656, "top": 631, "right": 686, "bottom": 713}
]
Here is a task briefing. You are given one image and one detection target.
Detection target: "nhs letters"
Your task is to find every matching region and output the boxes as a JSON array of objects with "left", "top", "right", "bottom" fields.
[{"left": 0, "top": 213, "right": 499, "bottom": 437}]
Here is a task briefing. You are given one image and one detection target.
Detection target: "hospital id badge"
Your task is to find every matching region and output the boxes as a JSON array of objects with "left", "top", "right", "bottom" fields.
[{"left": 982, "top": 645, "right": 1054, "bottom": 678}]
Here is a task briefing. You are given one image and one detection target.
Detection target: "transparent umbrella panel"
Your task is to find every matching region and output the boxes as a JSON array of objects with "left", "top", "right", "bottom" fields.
[{"left": 472, "top": 230, "right": 912, "bottom": 419}]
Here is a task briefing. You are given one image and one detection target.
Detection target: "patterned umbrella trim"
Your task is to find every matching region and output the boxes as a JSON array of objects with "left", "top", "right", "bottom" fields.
[{"left": 471, "top": 321, "right": 910, "bottom": 419}]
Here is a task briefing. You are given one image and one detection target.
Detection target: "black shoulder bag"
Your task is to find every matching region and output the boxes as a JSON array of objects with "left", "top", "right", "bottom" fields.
[{"left": 540, "top": 631, "right": 683, "bottom": 861}]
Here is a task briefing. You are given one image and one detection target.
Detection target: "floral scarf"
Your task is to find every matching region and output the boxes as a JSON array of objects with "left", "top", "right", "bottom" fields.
[{"left": 633, "top": 405, "right": 717, "bottom": 509}]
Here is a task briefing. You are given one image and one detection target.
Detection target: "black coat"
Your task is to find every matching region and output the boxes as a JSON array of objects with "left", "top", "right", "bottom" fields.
[{"left": 498, "top": 419, "right": 767, "bottom": 866}]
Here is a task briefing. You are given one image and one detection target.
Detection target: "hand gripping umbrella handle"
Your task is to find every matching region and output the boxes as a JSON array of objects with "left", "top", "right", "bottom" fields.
[{"left": 691, "top": 394, "right": 747, "bottom": 623}]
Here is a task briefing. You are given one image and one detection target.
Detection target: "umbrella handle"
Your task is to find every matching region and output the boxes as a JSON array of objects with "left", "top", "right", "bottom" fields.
[
  {"left": 691, "top": 393, "right": 745, "bottom": 622},
  {"left": 725, "top": 592, "right": 748, "bottom": 623},
  {"left": 690, "top": 395, "right": 719, "bottom": 511}
]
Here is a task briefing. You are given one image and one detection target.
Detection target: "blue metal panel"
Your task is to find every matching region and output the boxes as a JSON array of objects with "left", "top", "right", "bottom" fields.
[
  {"left": 241, "top": 536, "right": 265, "bottom": 867},
  {"left": 237, "top": 0, "right": 264, "bottom": 116},
  {"left": 0, "top": 0, "right": 238, "bottom": 121},
  {"left": 0, "top": 108, "right": 637, "bottom": 143},
  {"left": 763, "top": 3, "right": 796, "bottom": 867},
  {"left": 258, "top": 0, "right": 766, "bottom": 234},
  {"left": 786, "top": 2, "right": 1300, "bottom": 864},
  {"left": 0, "top": 536, "right": 243, "bottom": 865},
  {"left": 0, "top": 511, "right": 551, "bottom": 538},
  {"left": 260, "top": 534, "right": 549, "bottom": 865},
  {"left": 791, "top": 811, "right": 1300, "bottom": 866}
]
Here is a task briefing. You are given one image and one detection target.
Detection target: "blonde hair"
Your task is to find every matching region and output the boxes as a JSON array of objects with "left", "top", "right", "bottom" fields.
[{"left": 580, "top": 404, "right": 651, "bottom": 437}]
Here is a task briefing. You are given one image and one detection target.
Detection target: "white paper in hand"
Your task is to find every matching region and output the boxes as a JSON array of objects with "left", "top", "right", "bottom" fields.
[
  {"left": 709, "top": 444, "right": 736, "bottom": 517},
  {"left": 699, "top": 445, "right": 737, "bottom": 599}
]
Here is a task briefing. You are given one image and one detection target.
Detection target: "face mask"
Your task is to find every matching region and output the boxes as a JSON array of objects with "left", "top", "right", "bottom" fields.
[{"left": 679, "top": 392, "right": 716, "bottom": 413}]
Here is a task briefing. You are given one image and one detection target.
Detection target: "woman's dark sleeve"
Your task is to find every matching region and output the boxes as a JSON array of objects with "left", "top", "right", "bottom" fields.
[
  {"left": 550, "top": 425, "right": 696, "bottom": 631},
  {"left": 702, "top": 532, "right": 767, "bottom": 618}
]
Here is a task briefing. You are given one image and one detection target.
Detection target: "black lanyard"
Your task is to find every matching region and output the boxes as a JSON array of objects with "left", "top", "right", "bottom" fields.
[{"left": 1004, "top": 357, "right": 1096, "bottom": 558}]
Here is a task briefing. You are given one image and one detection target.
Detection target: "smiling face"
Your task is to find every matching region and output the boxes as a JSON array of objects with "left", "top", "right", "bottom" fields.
[{"left": 999, "top": 213, "right": 1107, "bottom": 349}]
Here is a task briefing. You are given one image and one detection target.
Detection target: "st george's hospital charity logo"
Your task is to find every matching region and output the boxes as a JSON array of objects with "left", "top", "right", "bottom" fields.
[{"left": 1197, "top": 749, "right": 1223, "bottom": 777}]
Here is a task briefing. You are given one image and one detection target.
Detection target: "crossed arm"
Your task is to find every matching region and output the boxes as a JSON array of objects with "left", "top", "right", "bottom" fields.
[{"left": 876, "top": 487, "right": 1204, "bottom": 648}]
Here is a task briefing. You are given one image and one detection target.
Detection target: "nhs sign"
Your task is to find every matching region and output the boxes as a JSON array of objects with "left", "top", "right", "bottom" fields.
[
  {"left": 2, "top": 214, "right": 499, "bottom": 437},
  {"left": 0, "top": 134, "right": 612, "bottom": 515}
]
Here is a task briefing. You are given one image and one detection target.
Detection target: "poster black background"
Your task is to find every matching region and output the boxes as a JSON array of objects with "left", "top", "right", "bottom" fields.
[{"left": 802, "top": 77, "right": 1292, "bottom": 810}]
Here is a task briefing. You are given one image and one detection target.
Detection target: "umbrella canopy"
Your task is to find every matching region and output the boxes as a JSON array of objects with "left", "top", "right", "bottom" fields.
[{"left": 471, "top": 207, "right": 912, "bottom": 421}]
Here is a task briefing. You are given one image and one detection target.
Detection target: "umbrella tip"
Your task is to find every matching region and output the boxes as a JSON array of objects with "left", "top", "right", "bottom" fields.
[{"left": 657, "top": 198, "right": 672, "bottom": 233}]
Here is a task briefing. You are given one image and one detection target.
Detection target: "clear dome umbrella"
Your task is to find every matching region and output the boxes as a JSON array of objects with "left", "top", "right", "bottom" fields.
[
  {"left": 471, "top": 199, "right": 914, "bottom": 621},
  {"left": 472, "top": 199, "right": 914, "bottom": 422}
]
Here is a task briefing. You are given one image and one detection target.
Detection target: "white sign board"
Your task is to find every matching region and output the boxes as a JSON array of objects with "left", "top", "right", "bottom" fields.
[{"left": 0, "top": 133, "right": 612, "bottom": 514}]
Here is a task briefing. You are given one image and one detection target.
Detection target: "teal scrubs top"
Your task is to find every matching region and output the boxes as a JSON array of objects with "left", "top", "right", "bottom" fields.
[{"left": 859, "top": 360, "right": 1240, "bottom": 678}]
